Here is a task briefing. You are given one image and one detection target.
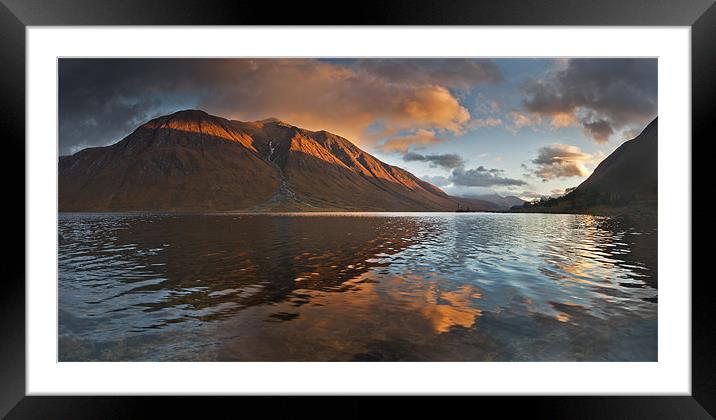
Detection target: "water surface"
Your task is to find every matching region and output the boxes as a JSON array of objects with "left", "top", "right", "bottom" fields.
[{"left": 58, "top": 212, "right": 657, "bottom": 361}]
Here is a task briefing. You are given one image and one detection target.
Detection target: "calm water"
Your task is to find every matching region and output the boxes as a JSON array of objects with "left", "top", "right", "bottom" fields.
[{"left": 58, "top": 212, "right": 657, "bottom": 361}]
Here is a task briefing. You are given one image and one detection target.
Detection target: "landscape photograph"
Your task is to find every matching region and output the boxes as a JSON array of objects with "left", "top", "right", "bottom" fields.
[{"left": 58, "top": 58, "right": 657, "bottom": 361}]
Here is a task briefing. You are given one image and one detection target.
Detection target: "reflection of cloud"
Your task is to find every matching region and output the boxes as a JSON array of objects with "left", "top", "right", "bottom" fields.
[
  {"left": 555, "top": 312, "right": 570, "bottom": 322},
  {"left": 419, "top": 285, "right": 483, "bottom": 334},
  {"left": 539, "top": 214, "right": 622, "bottom": 290}
]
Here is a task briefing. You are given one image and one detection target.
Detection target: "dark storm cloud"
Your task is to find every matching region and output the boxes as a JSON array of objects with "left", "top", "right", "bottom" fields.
[
  {"left": 356, "top": 58, "right": 503, "bottom": 89},
  {"left": 402, "top": 152, "right": 465, "bottom": 169},
  {"left": 58, "top": 59, "right": 208, "bottom": 155},
  {"left": 522, "top": 58, "right": 657, "bottom": 143},
  {"left": 59, "top": 58, "right": 503, "bottom": 155},
  {"left": 581, "top": 119, "right": 614, "bottom": 144},
  {"left": 450, "top": 166, "right": 527, "bottom": 187}
]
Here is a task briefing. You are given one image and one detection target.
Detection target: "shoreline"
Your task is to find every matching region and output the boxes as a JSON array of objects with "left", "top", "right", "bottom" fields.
[{"left": 56, "top": 208, "right": 653, "bottom": 218}]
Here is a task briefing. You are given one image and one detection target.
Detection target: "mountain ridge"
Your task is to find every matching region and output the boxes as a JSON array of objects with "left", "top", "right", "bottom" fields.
[
  {"left": 514, "top": 117, "right": 657, "bottom": 216},
  {"left": 59, "top": 110, "right": 480, "bottom": 212},
  {"left": 461, "top": 193, "right": 525, "bottom": 210}
]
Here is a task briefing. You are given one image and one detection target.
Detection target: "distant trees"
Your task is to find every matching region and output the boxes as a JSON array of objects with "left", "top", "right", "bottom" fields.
[
  {"left": 517, "top": 186, "right": 578, "bottom": 210},
  {"left": 519, "top": 195, "right": 562, "bottom": 209},
  {"left": 515, "top": 187, "right": 639, "bottom": 211},
  {"left": 511, "top": 182, "right": 648, "bottom": 212}
]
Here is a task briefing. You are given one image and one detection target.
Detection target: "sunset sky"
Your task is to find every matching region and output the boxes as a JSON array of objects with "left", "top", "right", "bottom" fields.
[{"left": 59, "top": 58, "right": 657, "bottom": 200}]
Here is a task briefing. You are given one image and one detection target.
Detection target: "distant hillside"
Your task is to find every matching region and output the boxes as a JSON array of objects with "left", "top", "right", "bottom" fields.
[
  {"left": 59, "top": 110, "right": 461, "bottom": 212},
  {"left": 451, "top": 193, "right": 525, "bottom": 211},
  {"left": 514, "top": 117, "right": 657, "bottom": 216},
  {"left": 470, "top": 193, "right": 525, "bottom": 210},
  {"left": 453, "top": 197, "right": 502, "bottom": 212}
]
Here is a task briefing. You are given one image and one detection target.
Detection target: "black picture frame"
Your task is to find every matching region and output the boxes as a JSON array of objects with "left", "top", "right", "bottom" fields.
[{"left": 1, "top": 0, "right": 712, "bottom": 417}]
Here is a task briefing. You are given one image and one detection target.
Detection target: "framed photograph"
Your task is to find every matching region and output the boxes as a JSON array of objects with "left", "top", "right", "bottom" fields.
[{"left": 2, "top": 0, "right": 712, "bottom": 417}]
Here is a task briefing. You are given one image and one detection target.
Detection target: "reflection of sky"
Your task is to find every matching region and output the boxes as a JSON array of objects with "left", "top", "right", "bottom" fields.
[
  {"left": 59, "top": 58, "right": 656, "bottom": 199},
  {"left": 59, "top": 212, "right": 657, "bottom": 361}
]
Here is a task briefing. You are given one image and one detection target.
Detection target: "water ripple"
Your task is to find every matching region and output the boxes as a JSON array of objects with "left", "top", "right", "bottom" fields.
[{"left": 59, "top": 212, "right": 657, "bottom": 361}]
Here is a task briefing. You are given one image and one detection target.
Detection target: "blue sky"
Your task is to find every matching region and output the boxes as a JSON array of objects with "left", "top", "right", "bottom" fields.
[
  {"left": 59, "top": 58, "right": 657, "bottom": 200},
  {"left": 358, "top": 58, "right": 656, "bottom": 199}
]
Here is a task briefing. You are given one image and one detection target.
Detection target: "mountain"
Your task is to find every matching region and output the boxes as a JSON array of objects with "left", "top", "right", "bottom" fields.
[
  {"left": 573, "top": 117, "right": 657, "bottom": 201},
  {"left": 59, "top": 110, "right": 463, "bottom": 212},
  {"left": 453, "top": 196, "right": 502, "bottom": 212},
  {"left": 463, "top": 193, "right": 525, "bottom": 210},
  {"left": 515, "top": 117, "right": 657, "bottom": 214}
]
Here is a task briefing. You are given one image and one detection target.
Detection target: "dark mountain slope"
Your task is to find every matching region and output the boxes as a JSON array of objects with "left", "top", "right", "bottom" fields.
[
  {"left": 574, "top": 117, "right": 657, "bottom": 202},
  {"left": 59, "top": 110, "right": 465, "bottom": 212},
  {"left": 515, "top": 117, "right": 657, "bottom": 215}
]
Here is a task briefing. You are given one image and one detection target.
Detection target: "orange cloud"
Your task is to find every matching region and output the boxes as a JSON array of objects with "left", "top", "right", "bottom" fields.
[
  {"left": 507, "top": 111, "right": 543, "bottom": 132},
  {"left": 531, "top": 143, "right": 594, "bottom": 181},
  {"left": 60, "top": 58, "right": 503, "bottom": 154},
  {"left": 400, "top": 86, "right": 471, "bottom": 134},
  {"left": 550, "top": 112, "right": 578, "bottom": 128},
  {"left": 381, "top": 129, "right": 447, "bottom": 153},
  {"left": 419, "top": 284, "right": 483, "bottom": 334},
  {"left": 200, "top": 60, "right": 473, "bottom": 148}
]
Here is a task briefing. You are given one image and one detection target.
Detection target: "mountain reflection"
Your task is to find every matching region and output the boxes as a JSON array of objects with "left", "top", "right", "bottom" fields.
[{"left": 59, "top": 212, "right": 657, "bottom": 361}]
